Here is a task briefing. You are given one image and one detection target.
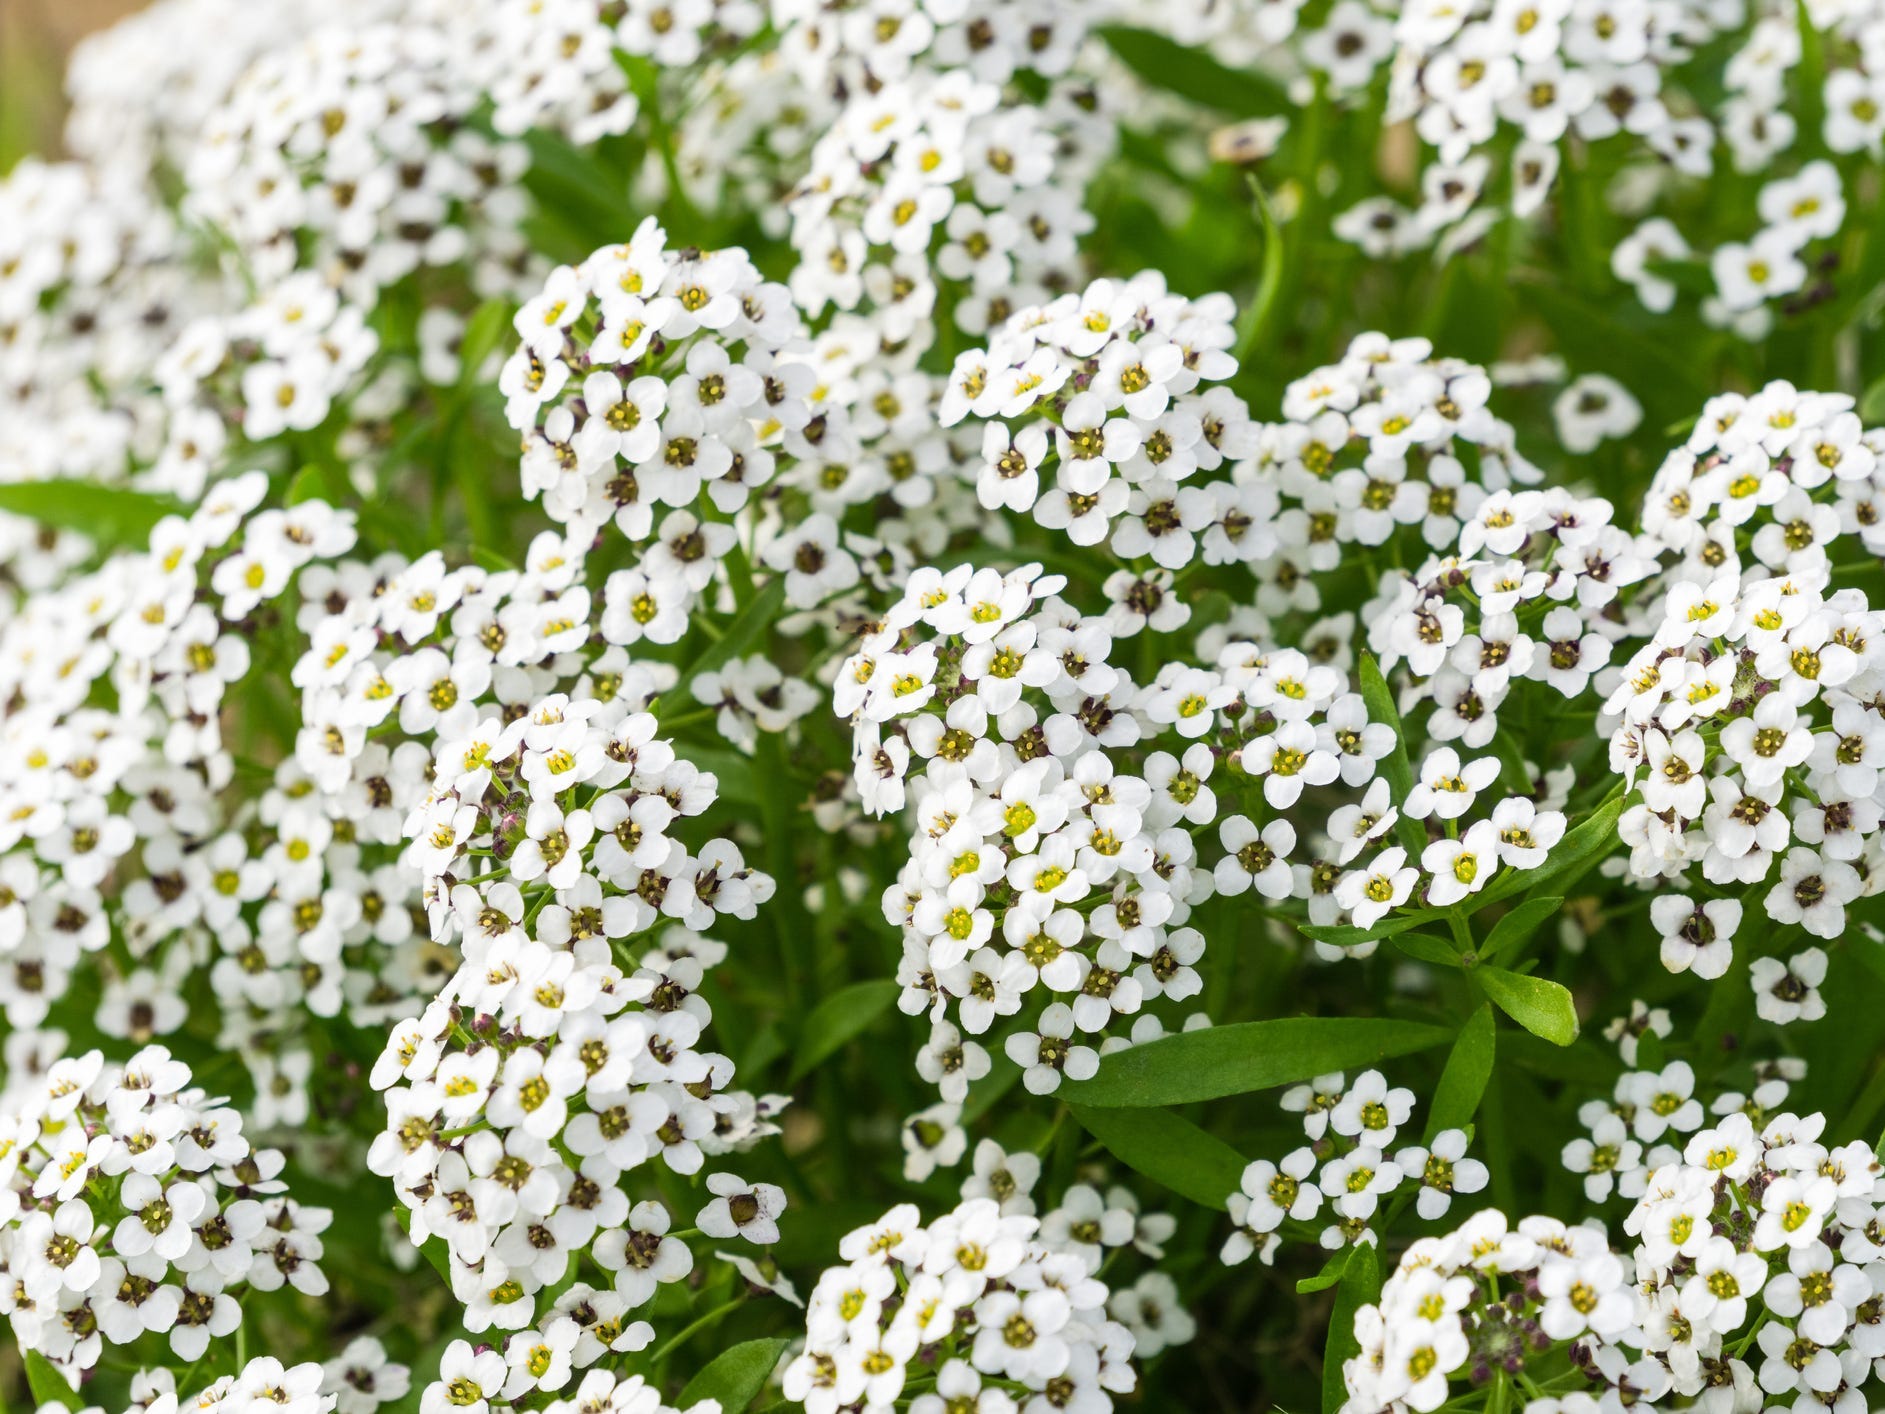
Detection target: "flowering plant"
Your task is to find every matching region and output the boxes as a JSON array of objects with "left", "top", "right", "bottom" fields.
[{"left": 8, "top": 0, "right": 1885, "bottom": 1411}]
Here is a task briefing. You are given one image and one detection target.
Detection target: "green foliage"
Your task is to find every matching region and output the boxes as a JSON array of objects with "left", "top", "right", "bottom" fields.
[
  {"left": 0, "top": 480, "right": 183, "bottom": 551},
  {"left": 1479, "top": 897, "right": 1566, "bottom": 966},
  {"left": 1070, "top": 1105, "right": 1247, "bottom": 1209},
  {"left": 1475, "top": 967, "right": 1580, "bottom": 1047},
  {"left": 1357, "top": 654, "right": 1429, "bottom": 858},
  {"left": 789, "top": 979, "right": 902, "bottom": 1082},
  {"left": 1095, "top": 27, "right": 1289, "bottom": 117},
  {"left": 677, "top": 1338, "right": 792, "bottom": 1413},
  {"left": 24, "top": 1352, "right": 75, "bottom": 1410},
  {"left": 1427, "top": 1004, "right": 1497, "bottom": 1137},
  {"left": 1062, "top": 1017, "right": 1453, "bottom": 1107},
  {"left": 1321, "top": 1243, "right": 1381, "bottom": 1414},
  {"left": 667, "top": 576, "right": 788, "bottom": 712}
]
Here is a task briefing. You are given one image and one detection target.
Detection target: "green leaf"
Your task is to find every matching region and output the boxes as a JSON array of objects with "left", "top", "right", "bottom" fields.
[
  {"left": 1427, "top": 1004, "right": 1496, "bottom": 1138},
  {"left": 1862, "top": 374, "right": 1885, "bottom": 425},
  {"left": 1060, "top": 1016, "right": 1452, "bottom": 1107},
  {"left": 1096, "top": 26, "right": 1289, "bottom": 117},
  {"left": 1516, "top": 279, "right": 1707, "bottom": 424},
  {"left": 683, "top": 745, "right": 760, "bottom": 807},
  {"left": 1322, "top": 1242, "right": 1381, "bottom": 1414},
  {"left": 1643, "top": 257, "right": 1715, "bottom": 298},
  {"left": 1070, "top": 1105, "right": 1246, "bottom": 1209},
  {"left": 394, "top": 1206, "right": 453, "bottom": 1286},
  {"left": 24, "top": 1351, "right": 76, "bottom": 1409},
  {"left": 1357, "top": 654, "right": 1429, "bottom": 858},
  {"left": 677, "top": 1336, "right": 790, "bottom": 1413},
  {"left": 520, "top": 129, "right": 637, "bottom": 250},
  {"left": 1296, "top": 1247, "right": 1350, "bottom": 1294},
  {"left": 286, "top": 464, "right": 327, "bottom": 505},
  {"left": 789, "top": 978, "right": 901, "bottom": 1083},
  {"left": 1299, "top": 911, "right": 1440, "bottom": 949},
  {"left": 457, "top": 298, "right": 515, "bottom": 385},
  {"left": 1234, "top": 176, "right": 1286, "bottom": 358},
  {"left": 669, "top": 576, "right": 787, "bottom": 711},
  {"left": 1476, "top": 967, "right": 1579, "bottom": 1046},
  {"left": 1479, "top": 790, "right": 1626, "bottom": 908},
  {"left": 1478, "top": 896, "right": 1564, "bottom": 965},
  {"left": 0, "top": 480, "right": 183, "bottom": 552},
  {"left": 1388, "top": 932, "right": 1463, "bottom": 967}
]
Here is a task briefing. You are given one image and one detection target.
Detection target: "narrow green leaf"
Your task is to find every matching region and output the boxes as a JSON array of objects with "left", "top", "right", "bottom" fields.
[
  {"left": 1300, "top": 911, "right": 1441, "bottom": 949},
  {"left": 789, "top": 979, "right": 901, "bottom": 1083},
  {"left": 1387, "top": 932, "right": 1462, "bottom": 967},
  {"left": 1096, "top": 26, "right": 1289, "bottom": 116},
  {"left": 754, "top": 730, "right": 816, "bottom": 1018},
  {"left": 1357, "top": 654, "right": 1429, "bottom": 858},
  {"left": 520, "top": 129, "right": 637, "bottom": 243},
  {"left": 0, "top": 480, "right": 182, "bottom": 552},
  {"left": 1476, "top": 967, "right": 1579, "bottom": 1046},
  {"left": 1060, "top": 1016, "right": 1452, "bottom": 1107},
  {"left": 286, "top": 465, "right": 327, "bottom": 505},
  {"left": 963, "top": 1048, "right": 1022, "bottom": 1124},
  {"left": 394, "top": 1206, "right": 453, "bottom": 1286},
  {"left": 457, "top": 298, "right": 515, "bottom": 385},
  {"left": 1853, "top": 930, "right": 1885, "bottom": 990},
  {"left": 669, "top": 576, "right": 786, "bottom": 711},
  {"left": 1296, "top": 1247, "right": 1349, "bottom": 1294},
  {"left": 1070, "top": 1105, "right": 1246, "bottom": 1209},
  {"left": 1322, "top": 1242, "right": 1381, "bottom": 1414},
  {"left": 23, "top": 1351, "right": 76, "bottom": 1409},
  {"left": 677, "top": 1336, "right": 790, "bottom": 1413},
  {"left": 1862, "top": 374, "right": 1885, "bottom": 426},
  {"left": 1792, "top": 0, "right": 1827, "bottom": 152},
  {"left": 1235, "top": 176, "right": 1286, "bottom": 358},
  {"left": 683, "top": 745, "right": 760, "bottom": 807},
  {"left": 1478, "top": 896, "right": 1564, "bottom": 965},
  {"left": 1427, "top": 1004, "right": 1496, "bottom": 1138}
]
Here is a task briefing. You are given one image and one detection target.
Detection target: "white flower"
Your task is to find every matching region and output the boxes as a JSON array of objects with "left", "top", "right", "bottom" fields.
[
  {"left": 1336, "top": 848, "right": 1418, "bottom": 930},
  {"left": 1404, "top": 748, "right": 1498, "bottom": 821}
]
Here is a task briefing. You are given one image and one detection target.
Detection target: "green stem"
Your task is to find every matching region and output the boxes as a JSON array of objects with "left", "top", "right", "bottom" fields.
[{"left": 650, "top": 1295, "right": 745, "bottom": 1366}]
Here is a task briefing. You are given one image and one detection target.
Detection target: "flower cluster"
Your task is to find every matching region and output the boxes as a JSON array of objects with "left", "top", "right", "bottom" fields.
[
  {"left": 94, "top": 1356, "right": 345, "bottom": 1414},
  {"left": 1223, "top": 1068, "right": 1489, "bottom": 1265},
  {"left": 1339, "top": 1207, "right": 1635, "bottom": 1414},
  {"left": 0, "top": 475, "right": 359, "bottom": 1065},
  {"left": 839, "top": 559, "right": 1276, "bottom": 1097},
  {"left": 0, "top": 160, "right": 207, "bottom": 490},
  {"left": 939, "top": 272, "right": 1261, "bottom": 563},
  {"left": 501, "top": 222, "right": 806, "bottom": 625},
  {"left": 1563, "top": 1053, "right": 1808, "bottom": 1203},
  {"left": 1342, "top": 1101, "right": 1885, "bottom": 1414},
  {"left": 19, "top": 0, "right": 1885, "bottom": 1405},
  {"left": 1607, "top": 388, "right": 1885, "bottom": 985},
  {"left": 426, "top": 1361, "right": 716, "bottom": 1414},
  {"left": 363, "top": 675, "right": 780, "bottom": 1333},
  {"left": 153, "top": 278, "right": 382, "bottom": 501},
  {"left": 783, "top": 1195, "right": 1139, "bottom": 1414},
  {"left": 0, "top": 1046, "right": 329, "bottom": 1380},
  {"left": 787, "top": 69, "right": 1111, "bottom": 350},
  {"left": 183, "top": 23, "right": 535, "bottom": 307}
]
